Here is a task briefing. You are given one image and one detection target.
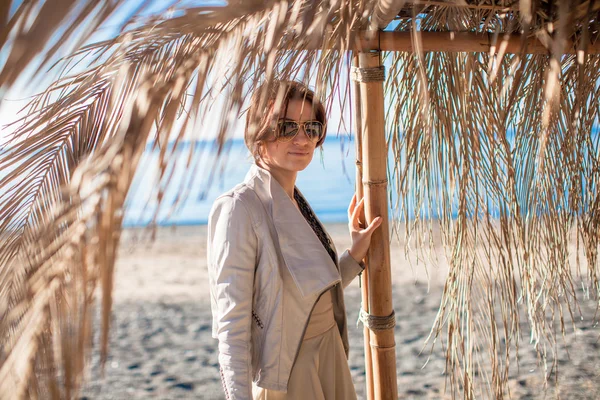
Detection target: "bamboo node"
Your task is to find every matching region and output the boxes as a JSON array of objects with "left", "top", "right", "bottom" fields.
[
  {"left": 358, "top": 307, "right": 395, "bottom": 331},
  {"left": 368, "top": 344, "right": 396, "bottom": 349},
  {"left": 350, "top": 66, "right": 385, "bottom": 82},
  {"left": 363, "top": 179, "right": 388, "bottom": 186}
]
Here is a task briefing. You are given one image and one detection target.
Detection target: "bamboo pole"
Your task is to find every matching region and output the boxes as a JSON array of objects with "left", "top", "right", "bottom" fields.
[
  {"left": 353, "top": 31, "right": 600, "bottom": 54},
  {"left": 283, "top": 30, "right": 600, "bottom": 54},
  {"left": 294, "top": 30, "right": 600, "bottom": 54},
  {"left": 357, "top": 50, "right": 398, "bottom": 400},
  {"left": 371, "top": 0, "right": 410, "bottom": 30},
  {"left": 351, "top": 52, "right": 375, "bottom": 400}
]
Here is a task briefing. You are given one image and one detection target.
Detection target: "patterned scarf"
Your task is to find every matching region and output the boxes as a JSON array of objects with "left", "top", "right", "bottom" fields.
[{"left": 293, "top": 188, "right": 337, "bottom": 265}]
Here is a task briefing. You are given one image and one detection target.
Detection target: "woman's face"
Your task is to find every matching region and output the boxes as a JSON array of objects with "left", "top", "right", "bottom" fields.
[{"left": 259, "top": 98, "right": 318, "bottom": 173}]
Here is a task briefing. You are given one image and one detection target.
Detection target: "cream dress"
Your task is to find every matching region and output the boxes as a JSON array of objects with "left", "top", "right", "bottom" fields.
[
  {"left": 252, "top": 288, "right": 357, "bottom": 400},
  {"left": 251, "top": 189, "right": 358, "bottom": 400}
]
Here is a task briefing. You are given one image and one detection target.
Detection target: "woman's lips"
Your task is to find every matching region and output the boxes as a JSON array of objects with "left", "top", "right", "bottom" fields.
[{"left": 288, "top": 151, "right": 308, "bottom": 156}]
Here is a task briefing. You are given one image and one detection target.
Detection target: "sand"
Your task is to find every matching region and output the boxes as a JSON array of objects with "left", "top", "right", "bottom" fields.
[{"left": 80, "top": 224, "right": 600, "bottom": 399}]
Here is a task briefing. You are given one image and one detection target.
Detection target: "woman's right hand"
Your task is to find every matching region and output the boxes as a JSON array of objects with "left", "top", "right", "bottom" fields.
[{"left": 347, "top": 193, "right": 382, "bottom": 262}]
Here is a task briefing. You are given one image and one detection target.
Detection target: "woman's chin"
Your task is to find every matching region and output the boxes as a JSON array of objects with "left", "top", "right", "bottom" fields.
[{"left": 286, "top": 159, "right": 312, "bottom": 172}]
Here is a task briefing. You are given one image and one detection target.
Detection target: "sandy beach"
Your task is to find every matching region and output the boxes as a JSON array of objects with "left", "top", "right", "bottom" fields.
[{"left": 80, "top": 223, "right": 600, "bottom": 399}]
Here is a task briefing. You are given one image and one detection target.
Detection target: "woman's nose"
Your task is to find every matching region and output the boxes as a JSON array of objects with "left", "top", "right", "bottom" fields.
[{"left": 293, "top": 126, "right": 310, "bottom": 144}]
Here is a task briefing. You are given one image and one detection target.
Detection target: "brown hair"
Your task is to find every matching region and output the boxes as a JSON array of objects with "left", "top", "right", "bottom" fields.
[{"left": 244, "top": 80, "right": 327, "bottom": 161}]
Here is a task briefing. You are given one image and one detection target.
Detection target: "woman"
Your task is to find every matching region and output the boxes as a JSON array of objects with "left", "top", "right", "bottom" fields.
[{"left": 207, "top": 80, "right": 382, "bottom": 400}]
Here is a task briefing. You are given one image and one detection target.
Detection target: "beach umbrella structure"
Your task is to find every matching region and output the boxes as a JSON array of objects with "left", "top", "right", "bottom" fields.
[{"left": 1, "top": 0, "right": 600, "bottom": 399}]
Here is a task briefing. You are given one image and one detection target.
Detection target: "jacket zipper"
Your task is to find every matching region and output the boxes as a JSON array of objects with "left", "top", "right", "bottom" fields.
[{"left": 289, "top": 279, "right": 341, "bottom": 373}]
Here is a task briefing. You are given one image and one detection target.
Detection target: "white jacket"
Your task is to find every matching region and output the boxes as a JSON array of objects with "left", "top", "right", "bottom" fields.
[{"left": 207, "top": 163, "right": 365, "bottom": 400}]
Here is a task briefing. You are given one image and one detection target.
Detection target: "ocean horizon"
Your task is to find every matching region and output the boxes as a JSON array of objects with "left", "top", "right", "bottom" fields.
[
  {"left": 3, "top": 128, "right": 584, "bottom": 230},
  {"left": 123, "top": 135, "right": 363, "bottom": 227}
]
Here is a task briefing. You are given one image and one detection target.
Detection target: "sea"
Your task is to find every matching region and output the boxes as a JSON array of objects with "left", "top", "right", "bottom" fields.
[
  {"left": 4, "top": 129, "right": 585, "bottom": 229},
  {"left": 123, "top": 135, "right": 372, "bottom": 227}
]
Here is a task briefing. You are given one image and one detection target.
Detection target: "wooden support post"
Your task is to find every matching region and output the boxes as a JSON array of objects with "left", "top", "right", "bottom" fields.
[
  {"left": 357, "top": 50, "right": 398, "bottom": 400},
  {"left": 351, "top": 53, "right": 375, "bottom": 400}
]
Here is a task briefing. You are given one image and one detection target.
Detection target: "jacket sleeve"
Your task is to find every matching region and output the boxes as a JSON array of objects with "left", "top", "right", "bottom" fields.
[
  {"left": 207, "top": 194, "right": 257, "bottom": 400},
  {"left": 338, "top": 249, "right": 365, "bottom": 289}
]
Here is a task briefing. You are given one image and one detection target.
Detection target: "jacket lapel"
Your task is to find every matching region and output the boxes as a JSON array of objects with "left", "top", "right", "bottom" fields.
[
  {"left": 293, "top": 187, "right": 340, "bottom": 264},
  {"left": 244, "top": 164, "right": 340, "bottom": 299}
]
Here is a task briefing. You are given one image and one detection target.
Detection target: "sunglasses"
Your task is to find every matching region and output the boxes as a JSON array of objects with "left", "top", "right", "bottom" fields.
[{"left": 276, "top": 119, "right": 325, "bottom": 143}]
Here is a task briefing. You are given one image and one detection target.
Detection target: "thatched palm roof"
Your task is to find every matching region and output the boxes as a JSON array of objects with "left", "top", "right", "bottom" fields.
[{"left": 1, "top": 0, "right": 600, "bottom": 398}]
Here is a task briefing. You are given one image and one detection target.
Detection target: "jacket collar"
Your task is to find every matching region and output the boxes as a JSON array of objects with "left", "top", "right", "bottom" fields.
[{"left": 244, "top": 163, "right": 340, "bottom": 299}]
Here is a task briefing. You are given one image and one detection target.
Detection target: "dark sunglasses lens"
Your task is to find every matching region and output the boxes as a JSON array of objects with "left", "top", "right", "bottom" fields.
[
  {"left": 278, "top": 121, "right": 299, "bottom": 140},
  {"left": 304, "top": 122, "right": 323, "bottom": 141}
]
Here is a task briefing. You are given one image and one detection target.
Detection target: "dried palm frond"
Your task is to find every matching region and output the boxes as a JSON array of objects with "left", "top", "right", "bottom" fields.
[
  {"left": 0, "top": 0, "right": 371, "bottom": 398},
  {"left": 1, "top": 0, "right": 600, "bottom": 399},
  {"left": 0, "top": 0, "right": 148, "bottom": 96},
  {"left": 386, "top": 1, "right": 600, "bottom": 398}
]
